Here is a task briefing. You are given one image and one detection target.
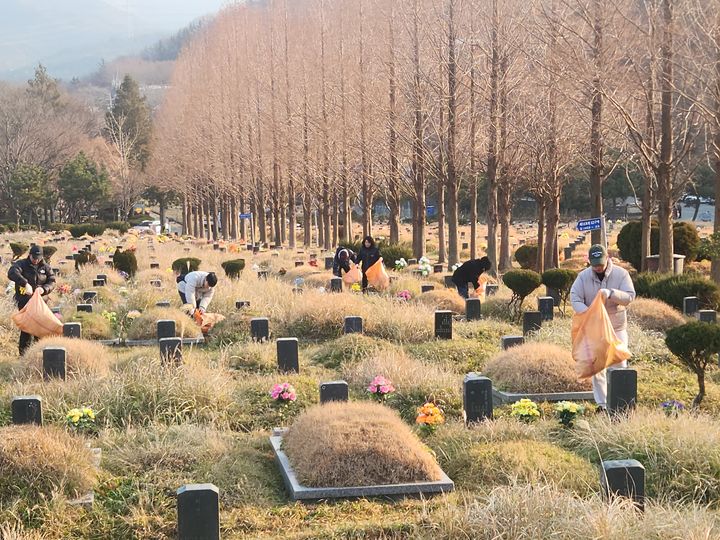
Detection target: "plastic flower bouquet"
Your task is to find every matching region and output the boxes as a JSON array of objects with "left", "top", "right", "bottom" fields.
[
  {"left": 511, "top": 399, "right": 540, "bottom": 423},
  {"left": 554, "top": 401, "right": 584, "bottom": 427},
  {"left": 66, "top": 406, "right": 97, "bottom": 435},
  {"left": 416, "top": 402, "right": 444, "bottom": 435},
  {"left": 397, "top": 290, "right": 412, "bottom": 301},
  {"left": 351, "top": 282, "right": 362, "bottom": 293},
  {"left": 394, "top": 258, "right": 408, "bottom": 271},
  {"left": 660, "top": 399, "right": 685, "bottom": 417},
  {"left": 367, "top": 375, "right": 395, "bottom": 402},
  {"left": 418, "top": 257, "right": 432, "bottom": 277},
  {"left": 270, "top": 382, "right": 297, "bottom": 403}
]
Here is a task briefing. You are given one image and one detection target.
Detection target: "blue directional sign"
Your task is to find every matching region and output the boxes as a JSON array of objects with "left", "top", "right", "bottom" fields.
[
  {"left": 239, "top": 213, "right": 252, "bottom": 219},
  {"left": 577, "top": 218, "right": 602, "bottom": 232}
]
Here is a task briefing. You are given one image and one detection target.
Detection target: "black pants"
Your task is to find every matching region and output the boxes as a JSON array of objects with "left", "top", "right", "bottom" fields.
[
  {"left": 16, "top": 296, "right": 34, "bottom": 355},
  {"left": 361, "top": 271, "right": 369, "bottom": 292},
  {"left": 178, "top": 292, "right": 200, "bottom": 308}
]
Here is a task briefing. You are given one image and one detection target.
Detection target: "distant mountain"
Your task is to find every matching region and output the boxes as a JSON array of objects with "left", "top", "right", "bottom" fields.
[{"left": 0, "top": 0, "right": 227, "bottom": 81}]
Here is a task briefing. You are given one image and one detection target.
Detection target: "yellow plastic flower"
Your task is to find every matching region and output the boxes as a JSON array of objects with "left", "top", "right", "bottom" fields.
[{"left": 83, "top": 407, "right": 95, "bottom": 419}]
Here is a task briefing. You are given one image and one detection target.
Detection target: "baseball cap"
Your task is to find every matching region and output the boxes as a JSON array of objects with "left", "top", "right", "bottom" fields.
[
  {"left": 588, "top": 244, "right": 607, "bottom": 266},
  {"left": 29, "top": 245, "right": 43, "bottom": 259}
]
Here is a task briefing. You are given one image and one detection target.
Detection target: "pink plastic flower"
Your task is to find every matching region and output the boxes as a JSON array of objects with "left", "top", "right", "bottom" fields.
[
  {"left": 270, "top": 383, "right": 297, "bottom": 402},
  {"left": 368, "top": 376, "right": 395, "bottom": 395}
]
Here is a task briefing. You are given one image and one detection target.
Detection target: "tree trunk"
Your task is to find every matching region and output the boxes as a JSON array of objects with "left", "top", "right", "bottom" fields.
[
  {"left": 446, "top": 0, "right": 459, "bottom": 265},
  {"left": 332, "top": 188, "right": 339, "bottom": 247},
  {"left": 288, "top": 178, "right": 296, "bottom": 248},
  {"left": 411, "top": 0, "right": 426, "bottom": 258},
  {"left": 469, "top": 38, "right": 478, "bottom": 261},
  {"left": 544, "top": 190, "right": 560, "bottom": 270},
  {"left": 303, "top": 189, "right": 311, "bottom": 247},
  {"left": 693, "top": 368, "right": 705, "bottom": 408},
  {"left": 657, "top": 0, "right": 674, "bottom": 274},
  {"left": 486, "top": 0, "right": 500, "bottom": 276},
  {"left": 388, "top": 11, "right": 400, "bottom": 245},
  {"left": 239, "top": 195, "right": 246, "bottom": 240},
  {"left": 257, "top": 184, "right": 266, "bottom": 244},
  {"left": 589, "top": 0, "right": 604, "bottom": 246},
  {"left": 536, "top": 199, "right": 546, "bottom": 273}
]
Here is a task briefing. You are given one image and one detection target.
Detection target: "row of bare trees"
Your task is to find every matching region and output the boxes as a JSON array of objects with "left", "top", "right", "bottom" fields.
[{"left": 150, "top": 0, "right": 720, "bottom": 274}]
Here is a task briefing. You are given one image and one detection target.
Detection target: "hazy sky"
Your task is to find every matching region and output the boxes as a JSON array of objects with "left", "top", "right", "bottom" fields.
[{"left": 102, "top": 0, "right": 231, "bottom": 31}]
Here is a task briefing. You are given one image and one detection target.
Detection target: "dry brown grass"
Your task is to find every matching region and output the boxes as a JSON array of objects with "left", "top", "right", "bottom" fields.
[
  {"left": 283, "top": 402, "right": 444, "bottom": 487},
  {"left": 0, "top": 425, "right": 97, "bottom": 505},
  {"left": 21, "top": 336, "right": 110, "bottom": 379},
  {"left": 483, "top": 342, "right": 591, "bottom": 393},
  {"left": 126, "top": 307, "right": 202, "bottom": 340},
  {"left": 416, "top": 289, "right": 466, "bottom": 314},
  {"left": 628, "top": 297, "right": 686, "bottom": 333}
]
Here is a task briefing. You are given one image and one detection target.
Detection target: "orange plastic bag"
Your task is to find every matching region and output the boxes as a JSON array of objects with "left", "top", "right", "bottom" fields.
[
  {"left": 364, "top": 258, "right": 390, "bottom": 290},
  {"left": 194, "top": 310, "right": 225, "bottom": 334},
  {"left": 343, "top": 262, "right": 362, "bottom": 285},
  {"left": 11, "top": 290, "right": 63, "bottom": 338},
  {"left": 571, "top": 292, "right": 631, "bottom": 379}
]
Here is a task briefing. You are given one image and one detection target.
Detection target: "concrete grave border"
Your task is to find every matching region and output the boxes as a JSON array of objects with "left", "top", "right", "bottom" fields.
[
  {"left": 491, "top": 387, "right": 593, "bottom": 405},
  {"left": 270, "top": 431, "right": 454, "bottom": 502}
]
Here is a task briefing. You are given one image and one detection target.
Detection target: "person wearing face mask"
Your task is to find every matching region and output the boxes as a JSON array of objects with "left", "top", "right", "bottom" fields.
[
  {"left": 570, "top": 244, "right": 636, "bottom": 410},
  {"left": 8, "top": 245, "right": 56, "bottom": 354}
]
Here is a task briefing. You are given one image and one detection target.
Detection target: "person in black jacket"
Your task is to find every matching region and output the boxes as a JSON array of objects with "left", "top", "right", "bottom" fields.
[
  {"left": 7, "top": 245, "right": 56, "bottom": 354},
  {"left": 358, "top": 235, "right": 381, "bottom": 291},
  {"left": 451, "top": 256, "right": 492, "bottom": 299},
  {"left": 332, "top": 246, "right": 358, "bottom": 277}
]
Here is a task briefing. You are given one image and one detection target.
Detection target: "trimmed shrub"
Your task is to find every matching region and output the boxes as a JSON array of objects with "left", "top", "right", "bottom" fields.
[
  {"left": 69, "top": 223, "right": 106, "bottom": 238},
  {"left": 112, "top": 249, "right": 137, "bottom": 277},
  {"left": 126, "top": 308, "right": 202, "bottom": 340},
  {"left": 618, "top": 220, "right": 700, "bottom": 270},
  {"left": 105, "top": 221, "right": 130, "bottom": 233},
  {"left": 74, "top": 250, "right": 97, "bottom": 270},
  {"left": 503, "top": 269, "right": 541, "bottom": 316},
  {"left": 378, "top": 242, "right": 413, "bottom": 268},
  {"left": 666, "top": 321, "right": 720, "bottom": 407},
  {"left": 9, "top": 242, "right": 28, "bottom": 260},
  {"left": 514, "top": 244, "right": 537, "bottom": 270},
  {"left": 541, "top": 268, "right": 577, "bottom": 313},
  {"left": 648, "top": 274, "right": 720, "bottom": 311},
  {"left": 22, "top": 337, "right": 110, "bottom": 378},
  {"left": 41, "top": 245, "right": 57, "bottom": 261},
  {"left": 483, "top": 342, "right": 591, "bottom": 393},
  {"left": 628, "top": 298, "right": 685, "bottom": 333},
  {"left": 221, "top": 259, "right": 245, "bottom": 279},
  {"left": 283, "top": 402, "right": 443, "bottom": 487},
  {"left": 172, "top": 257, "right": 201, "bottom": 275},
  {"left": 0, "top": 425, "right": 97, "bottom": 505},
  {"left": 633, "top": 271, "right": 670, "bottom": 298}
]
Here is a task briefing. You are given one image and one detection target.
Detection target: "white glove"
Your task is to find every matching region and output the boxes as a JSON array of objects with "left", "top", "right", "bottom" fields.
[
  {"left": 24, "top": 284, "right": 33, "bottom": 295},
  {"left": 599, "top": 288, "right": 610, "bottom": 300}
]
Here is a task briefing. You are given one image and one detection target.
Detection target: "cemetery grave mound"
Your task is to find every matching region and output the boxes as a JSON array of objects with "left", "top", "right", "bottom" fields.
[
  {"left": 126, "top": 308, "right": 202, "bottom": 340},
  {"left": 416, "top": 289, "right": 466, "bottom": 314},
  {"left": 22, "top": 337, "right": 110, "bottom": 378},
  {"left": 282, "top": 402, "right": 444, "bottom": 488},
  {"left": 483, "top": 342, "right": 591, "bottom": 394},
  {"left": 208, "top": 311, "right": 259, "bottom": 345},
  {"left": 628, "top": 298, "right": 686, "bottom": 333},
  {"left": 68, "top": 312, "right": 114, "bottom": 340},
  {"left": 311, "top": 334, "right": 392, "bottom": 369},
  {"left": 0, "top": 425, "right": 97, "bottom": 505}
]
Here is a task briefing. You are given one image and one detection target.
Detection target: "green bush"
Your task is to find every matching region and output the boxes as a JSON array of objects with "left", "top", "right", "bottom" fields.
[
  {"left": 112, "top": 249, "right": 138, "bottom": 277},
  {"left": 503, "top": 269, "right": 541, "bottom": 316},
  {"left": 378, "top": 243, "right": 413, "bottom": 268},
  {"left": 69, "top": 223, "right": 106, "bottom": 238},
  {"left": 618, "top": 220, "right": 700, "bottom": 270},
  {"left": 541, "top": 268, "right": 577, "bottom": 313},
  {"left": 514, "top": 244, "right": 537, "bottom": 270},
  {"left": 9, "top": 243, "right": 28, "bottom": 260},
  {"left": 648, "top": 274, "right": 720, "bottom": 311},
  {"left": 105, "top": 221, "right": 130, "bottom": 234},
  {"left": 633, "top": 272, "right": 671, "bottom": 298},
  {"left": 666, "top": 321, "right": 720, "bottom": 407},
  {"left": 41, "top": 245, "right": 57, "bottom": 261},
  {"left": 221, "top": 259, "right": 246, "bottom": 279},
  {"left": 172, "top": 257, "right": 201, "bottom": 275},
  {"left": 74, "top": 250, "right": 97, "bottom": 270}
]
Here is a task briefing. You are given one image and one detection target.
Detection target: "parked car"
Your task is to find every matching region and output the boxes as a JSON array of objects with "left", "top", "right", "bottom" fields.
[{"left": 700, "top": 211, "right": 712, "bottom": 222}]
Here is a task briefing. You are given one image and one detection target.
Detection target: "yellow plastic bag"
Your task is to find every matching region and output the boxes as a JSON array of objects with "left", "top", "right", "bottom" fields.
[
  {"left": 343, "top": 262, "right": 362, "bottom": 285},
  {"left": 571, "top": 292, "right": 631, "bottom": 379},
  {"left": 365, "top": 258, "right": 390, "bottom": 290},
  {"left": 11, "top": 290, "right": 63, "bottom": 338}
]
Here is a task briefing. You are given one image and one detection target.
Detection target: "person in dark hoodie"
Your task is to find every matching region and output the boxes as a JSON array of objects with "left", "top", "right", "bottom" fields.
[
  {"left": 332, "top": 246, "right": 358, "bottom": 277},
  {"left": 451, "top": 256, "right": 492, "bottom": 299},
  {"left": 357, "top": 235, "right": 381, "bottom": 292}
]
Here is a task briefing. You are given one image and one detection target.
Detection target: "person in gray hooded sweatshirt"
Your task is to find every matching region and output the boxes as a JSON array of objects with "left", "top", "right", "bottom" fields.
[
  {"left": 177, "top": 271, "right": 217, "bottom": 314},
  {"left": 570, "top": 244, "right": 635, "bottom": 409}
]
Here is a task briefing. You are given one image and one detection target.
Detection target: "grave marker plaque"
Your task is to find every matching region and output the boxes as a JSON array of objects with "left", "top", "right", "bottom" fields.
[
  {"left": 421, "top": 285, "right": 435, "bottom": 293},
  {"left": 177, "top": 484, "right": 220, "bottom": 540},
  {"left": 466, "top": 298, "right": 481, "bottom": 321},
  {"left": 433, "top": 264, "right": 444, "bottom": 273},
  {"left": 150, "top": 262, "right": 160, "bottom": 269},
  {"left": 277, "top": 338, "right": 300, "bottom": 373},
  {"left": 251, "top": 317, "right": 270, "bottom": 342},
  {"left": 157, "top": 320, "right": 176, "bottom": 340},
  {"left": 434, "top": 310, "right": 453, "bottom": 340},
  {"left": 444, "top": 275, "right": 455, "bottom": 288},
  {"left": 485, "top": 284, "right": 499, "bottom": 297},
  {"left": 43, "top": 347, "right": 66, "bottom": 380},
  {"left": 522, "top": 311, "right": 542, "bottom": 335},
  {"left": 545, "top": 286, "right": 560, "bottom": 307},
  {"left": 92, "top": 279, "right": 105, "bottom": 287},
  {"left": 601, "top": 459, "right": 645, "bottom": 511},
  {"left": 11, "top": 395, "right": 42, "bottom": 425},
  {"left": 235, "top": 300, "right": 250, "bottom": 309},
  {"left": 82, "top": 291, "right": 97, "bottom": 302},
  {"left": 325, "top": 257, "right": 334, "bottom": 270},
  {"left": 683, "top": 296, "right": 699, "bottom": 316},
  {"left": 607, "top": 368, "right": 637, "bottom": 414},
  {"left": 343, "top": 316, "right": 363, "bottom": 334},
  {"left": 463, "top": 373, "right": 493, "bottom": 424},
  {"left": 63, "top": 323, "right": 81, "bottom": 339},
  {"left": 501, "top": 336, "right": 525, "bottom": 350},
  {"left": 159, "top": 337, "right": 183, "bottom": 364},
  {"left": 330, "top": 277, "right": 343, "bottom": 293},
  {"left": 320, "top": 380, "right": 349, "bottom": 403},
  {"left": 538, "top": 296, "right": 554, "bottom": 321},
  {"left": 156, "top": 301, "right": 171, "bottom": 308},
  {"left": 564, "top": 247, "right": 573, "bottom": 260},
  {"left": 698, "top": 310, "right": 717, "bottom": 323},
  {"left": 77, "top": 304, "right": 93, "bottom": 313}
]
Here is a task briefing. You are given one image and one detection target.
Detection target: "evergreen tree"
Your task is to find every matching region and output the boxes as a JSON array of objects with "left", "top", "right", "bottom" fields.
[
  {"left": 26, "top": 64, "right": 62, "bottom": 109},
  {"left": 105, "top": 75, "right": 152, "bottom": 170},
  {"left": 58, "top": 152, "right": 109, "bottom": 222}
]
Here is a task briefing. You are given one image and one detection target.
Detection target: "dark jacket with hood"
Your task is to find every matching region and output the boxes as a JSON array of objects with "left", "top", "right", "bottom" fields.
[
  {"left": 358, "top": 236, "right": 381, "bottom": 272},
  {"left": 332, "top": 246, "right": 358, "bottom": 277},
  {"left": 8, "top": 256, "right": 55, "bottom": 306},
  {"left": 451, "top": 257, "right": 491, "bottom": 289}
]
